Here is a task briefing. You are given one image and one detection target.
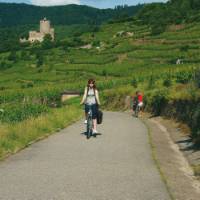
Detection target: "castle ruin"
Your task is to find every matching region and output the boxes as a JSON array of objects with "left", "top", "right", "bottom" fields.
[{"left": 20, "top": 18, "right": 54, "bottom": 43}]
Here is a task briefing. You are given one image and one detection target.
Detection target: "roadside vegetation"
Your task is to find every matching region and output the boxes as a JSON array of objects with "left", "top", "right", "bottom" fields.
[{"left": 1, "top": 0, "right": 200, "bottom": 160}]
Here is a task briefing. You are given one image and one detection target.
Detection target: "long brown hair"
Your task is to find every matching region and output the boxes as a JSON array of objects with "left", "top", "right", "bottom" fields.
[{"left": 87, "top": 79, "right": 96, "bottom": 89}]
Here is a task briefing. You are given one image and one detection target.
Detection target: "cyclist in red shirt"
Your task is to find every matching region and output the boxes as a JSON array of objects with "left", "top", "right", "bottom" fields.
[
  {"left": 137, "top": 91, "right": 143, "bottom": 107},
  {"left": 132, "top": 91, "right": 143, "bottom": 116}
]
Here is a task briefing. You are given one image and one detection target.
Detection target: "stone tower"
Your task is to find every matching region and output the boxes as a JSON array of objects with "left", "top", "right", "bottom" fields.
[
  {"left": 40, "top": 18, "right": 51, "bottom": 34},
  {"left": 40, "top": 18, "right": 54, "bottom": 40},
  {"left": 20, "top": 17, "right": 55, "bottom": 43}
]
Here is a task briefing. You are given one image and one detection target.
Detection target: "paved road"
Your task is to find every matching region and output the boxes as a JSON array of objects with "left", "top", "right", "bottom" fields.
[{"left": 0, "top": 112, "right": 170, "bottom": 200}]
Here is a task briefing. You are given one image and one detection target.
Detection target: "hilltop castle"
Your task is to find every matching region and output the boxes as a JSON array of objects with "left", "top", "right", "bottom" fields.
[{"left": 20, "top": 18, "right": 54, "bottom": 43}]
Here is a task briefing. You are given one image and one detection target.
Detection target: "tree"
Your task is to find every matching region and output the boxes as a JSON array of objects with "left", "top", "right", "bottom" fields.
[
  {"left": 41, "top": 34, "right": 54, "bottom": 49},
  {"left": 8, "top": 50, "right": 17, "bottom": 62}
]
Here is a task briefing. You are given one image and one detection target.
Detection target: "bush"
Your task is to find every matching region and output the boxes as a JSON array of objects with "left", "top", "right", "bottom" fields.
[
  {"left": 102, "top": 69, "right": 108, "bottom": 77},
  {"left": 148, "top": 75, "right": 156, "bottom": 89},
  {"left": 21, "top": 82, "right": 34, "bottom": 89},
  {"left": 7, "top": 51, "right": 17, "bottom": 62},
  {"left": 131, "top": 78, "right": 138, "bottom": 88},
  {"left": 163, "top": 78, "right": 172, "bottom": 87},
  {"left": 194, "top": 68, "right": 200, "bottom": 88},
  {"left": 151, "top": 25, "right": 166, "bottom": 35},
  {"left": 41, "top": 34, "right": 54, "bottom": 49},
  {"left": 0, "top": 61, "right": 12, "bottom": 70},
  {"left": 191, "top": 105, "right": 200, "bottom": 142},
  {"left": 180, "top": 45, "right": 189, "bottom": 52},
  {"left": 0, "top": 103, "right": 49, "bottom": 123},
  {"left": 176, "top": 71, "right": 192, "bottom": 84},
  {"left": 92, "top": 40, "right": 100, "bottom": 47},
  {"left": 151, "top": 90, "right": 169, "bottom": 116}
]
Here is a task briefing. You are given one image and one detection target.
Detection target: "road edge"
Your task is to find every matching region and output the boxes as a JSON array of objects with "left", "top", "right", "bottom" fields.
[
  {"left": 142, "top": 119, "right": 175, "bottom": 200},
  {"left": 142, "top": 116, "right": 200, "bottom": 200}
]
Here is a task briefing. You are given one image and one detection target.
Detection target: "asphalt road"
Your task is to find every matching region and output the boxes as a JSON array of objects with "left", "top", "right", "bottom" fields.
[{"left": 0, "top": 112, "right": 170, "bottom": 200}]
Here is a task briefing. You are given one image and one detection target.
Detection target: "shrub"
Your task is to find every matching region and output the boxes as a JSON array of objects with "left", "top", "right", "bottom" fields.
[
  {"left": 41, "top": 34, "right": 54, "bottom": 49},
  {"left": 148, "top": 75, "right": 156, "bottom": 89},
  {"left": 151, "top": 90, "right": 169, "bottom": 116},
  {"left": 92, "top": 40, "right": 100, "bottom": 47},
  {"left": 102, "top": 69, "right": 108, "bottom": 77},
  {"left": 151, "top": 25, "right": 166, "bottom": 35},
  {"left": 176, "top": 71, "right": 192, "bottom": 84},
  {"left": 8, "top": 51, "right": 17, "bottom": 62},
  {"left": 131, "top": 78, "right": 138, "bottom": 88},
  {"left": 21, "top": 82, "right": 34, "bottom": 89},
  {"left": 0, "top": 61, "right": 12, "bottom": 70},
  {"left": 0, "top": 104, "right": 49, "bottom": 123},
  {"left": 163, "top": 78, "right": 172, "bottom": 87},
  {"left": 191, "top": 105, "right": 200, "bottom": 142},
  {"left": 194, "top": 68, "right": 200, "bottom": 88},
  {"left": 180, "top": 45, "right": 189, "bottom": 52}
]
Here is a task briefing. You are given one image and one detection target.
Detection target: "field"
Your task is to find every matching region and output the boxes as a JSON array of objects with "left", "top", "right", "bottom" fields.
[{"left": 1, "top": 19, "right": 200, "bottom": 158}]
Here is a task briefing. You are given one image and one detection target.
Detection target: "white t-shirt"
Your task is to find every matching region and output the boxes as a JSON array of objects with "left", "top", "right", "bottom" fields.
[{"left": 86, "top": 88, "right": 96, "bottom": 105}]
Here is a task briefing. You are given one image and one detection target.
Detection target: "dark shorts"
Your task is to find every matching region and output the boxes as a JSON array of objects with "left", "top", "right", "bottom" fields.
[{"left": 85, "top": 104, "right": 98, "bottom": 119}]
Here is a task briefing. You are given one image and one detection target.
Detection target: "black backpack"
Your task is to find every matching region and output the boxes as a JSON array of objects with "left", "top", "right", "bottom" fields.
[{"left": 97, "top": 109, "right": 103, "bottom": 124}]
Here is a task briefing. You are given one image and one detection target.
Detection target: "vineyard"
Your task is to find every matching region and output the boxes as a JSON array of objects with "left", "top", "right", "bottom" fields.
[{"left": 1, "top": 18, "right": 200, "bottom": 158}]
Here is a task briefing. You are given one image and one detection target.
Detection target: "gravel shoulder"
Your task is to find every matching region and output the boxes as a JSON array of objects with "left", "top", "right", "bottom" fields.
[{"left": 143, "top": 114, "right": 200, "bottom": 200}]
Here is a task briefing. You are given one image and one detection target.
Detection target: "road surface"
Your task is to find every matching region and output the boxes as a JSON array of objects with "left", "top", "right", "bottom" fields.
[{"left": 0, "top": 112, "right": 170, "bottom": 200}]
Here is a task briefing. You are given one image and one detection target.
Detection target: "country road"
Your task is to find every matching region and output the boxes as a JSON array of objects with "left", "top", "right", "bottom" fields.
[{"left": 0, "top": 112, "right": 170, "bottom": 200}]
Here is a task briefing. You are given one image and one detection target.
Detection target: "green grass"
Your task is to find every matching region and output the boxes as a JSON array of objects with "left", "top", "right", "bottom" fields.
[
  {"left": 1, "top": 19, "right": 200, "bottom": 146},
  {"left": 0, "top": 97, "right": 82, "bottom": 160}
]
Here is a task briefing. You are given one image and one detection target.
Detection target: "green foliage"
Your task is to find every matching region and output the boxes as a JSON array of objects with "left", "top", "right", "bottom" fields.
[
  {"left": 191, "top": 105, "right": 200, "bottom": 141},
  {"left": 163, "top": 78, "right": 172, "bottom": 87},
  {"left": 194, "top": 68, "right": 200, "bottom": 88},
  {"left": 0, "top": 3, "right": 141, "bottom": 28},
  {"left": 102, "top": 69, "right": 108, "bottom": 77},
  {"left": 176, "top": 71, "right": 192, "bottom": 84},
  {"left": 21, "top": 82, "right": 34, "bottom": 89},
  {"left": 41, "top": 34, "right": 54, "bottom": 49},
  {"left": 7, "top": 51, "right": 17, "bottom": 62},
  {"left": 148, "top": 75, "right": 156, "bottom": 89},
  {"left": 92, "top": 40, "right": 100, "bottom": 47},
  {"left": 0, "top": 60, "right": 12, "bottom": 70},
  {"left": 0, "top": 103, "right": 49, "bottom": 123},
  {"left": 149, "top": 89, "right": 169, "bottom": 116},
  {"left": 20, "top": 51, "right": 30, "bottom": 60},
  {"left": 151, "top": 25, "right": 166, "bottom": 35},
  {"left": 131, "top": 78, "right": 138, "bottom": 88},
  {"left": 180, "top": 45, "right": 189, "bottom": 52}
]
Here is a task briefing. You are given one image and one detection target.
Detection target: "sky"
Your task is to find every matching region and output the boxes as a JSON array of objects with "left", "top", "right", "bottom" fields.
[{"left": 0, "top": 0, "right": 168, "bottom": 8}]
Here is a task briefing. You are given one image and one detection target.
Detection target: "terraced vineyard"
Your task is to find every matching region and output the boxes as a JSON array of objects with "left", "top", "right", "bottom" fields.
[{"left": 1, "top": 19, "right": 200, "bottom": 159}]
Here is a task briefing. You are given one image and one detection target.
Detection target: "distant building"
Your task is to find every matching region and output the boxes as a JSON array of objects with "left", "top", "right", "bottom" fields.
[{"left": 20, "top": 18, "right": 54, "bottom": 43}]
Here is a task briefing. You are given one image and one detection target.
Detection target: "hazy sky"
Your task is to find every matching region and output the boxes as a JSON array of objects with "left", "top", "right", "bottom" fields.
[{"left": 0, "top": 0, "right": 168, "bottom": 8}]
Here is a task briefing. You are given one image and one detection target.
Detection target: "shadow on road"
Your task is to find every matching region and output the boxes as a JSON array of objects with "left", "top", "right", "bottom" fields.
[{"left": 81, "top": 132, "right": 102, "bottom": 139}]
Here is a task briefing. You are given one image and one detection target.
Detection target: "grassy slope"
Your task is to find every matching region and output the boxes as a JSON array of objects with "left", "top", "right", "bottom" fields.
[{"left": 0, "top": 20, "right": 200, "bottom": 159}]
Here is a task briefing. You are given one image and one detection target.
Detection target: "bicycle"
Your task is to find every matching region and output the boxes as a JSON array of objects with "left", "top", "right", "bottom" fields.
[
  {"left": 134, "top": 104, "right": 140, "bottom": 118},
  {"left": 86, "top": 104, "right": 93, "bottom": 139},
  {"left": 132, "top": 101, "right": 140, "bottom": 118}
]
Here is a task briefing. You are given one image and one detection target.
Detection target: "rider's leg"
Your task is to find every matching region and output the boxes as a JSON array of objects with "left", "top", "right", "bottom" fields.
[
  {"left": 93, "top": 119, "right": 97, "bottom": 132},
  {"left": 92, "top": 104, "right": 98, "bottom": 133},
  {"left": 84, "top": 104, "right": 89, "bottom": 123}
]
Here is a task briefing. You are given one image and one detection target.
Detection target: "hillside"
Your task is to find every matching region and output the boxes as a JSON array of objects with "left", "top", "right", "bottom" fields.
[
  {"left": 0, "top": 3, "right": 142, "bottom": 27},
  {"left": 137, "top": 0, "right": 200, "bottom": 29},
  {"left": 0, "top": 0, "right": 200, "bottom": 173}
]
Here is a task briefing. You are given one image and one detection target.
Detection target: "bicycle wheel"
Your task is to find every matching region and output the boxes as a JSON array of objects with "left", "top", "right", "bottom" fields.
[
  {"left": 87, "top": 116, "right": 93, "bottom": 139},
  {"left": 135, "top": 105, "right": 140, "bottom": 117}
]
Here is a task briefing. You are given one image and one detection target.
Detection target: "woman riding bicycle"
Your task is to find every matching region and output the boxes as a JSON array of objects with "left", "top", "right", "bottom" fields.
[{"left": 80, "top": 79, "right": 100, "bottom": 134}]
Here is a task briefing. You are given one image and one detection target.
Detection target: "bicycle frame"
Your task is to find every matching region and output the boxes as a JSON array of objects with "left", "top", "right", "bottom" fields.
[
  {"left": 135, "top": 104, "right": 140, "bottom": 118},
  {"left": 86, "top": 105, "right": 93, "bottom": 139}
]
